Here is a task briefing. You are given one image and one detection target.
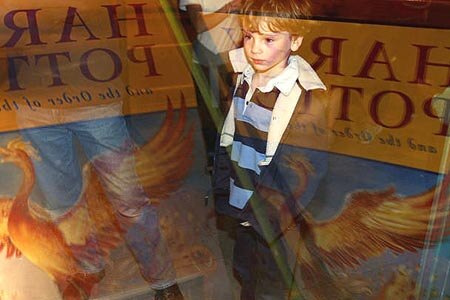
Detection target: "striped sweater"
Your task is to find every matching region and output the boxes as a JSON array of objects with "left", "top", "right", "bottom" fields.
[{"left": 213, "top": 48, "right": 329, "bottom": 239}]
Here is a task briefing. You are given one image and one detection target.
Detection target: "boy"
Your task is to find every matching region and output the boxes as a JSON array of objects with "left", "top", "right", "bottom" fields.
[{"left": 213, "top": 0, "right": 331, "bottom": 298}]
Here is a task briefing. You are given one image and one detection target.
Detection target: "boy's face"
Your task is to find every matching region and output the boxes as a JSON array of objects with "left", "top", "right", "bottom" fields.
[{"left": 242, "top": 21, "right": 303, "bottom": 77}]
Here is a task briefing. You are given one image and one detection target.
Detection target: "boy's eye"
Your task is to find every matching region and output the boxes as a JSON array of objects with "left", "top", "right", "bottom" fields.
[
  {"left": 243, "top": 34, "right": 252, "bottom": 40},
  {"left": 265, "top": 38, "right": 274, "bottom": 43}
]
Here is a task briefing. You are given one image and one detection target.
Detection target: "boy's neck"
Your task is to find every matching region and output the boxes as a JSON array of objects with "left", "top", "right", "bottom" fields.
[
  {"left": 251, "top": 68, "right": 284, "bottom": 91},
  {"left": 249, "top": 51, "right": 292, "bottom": 90}
]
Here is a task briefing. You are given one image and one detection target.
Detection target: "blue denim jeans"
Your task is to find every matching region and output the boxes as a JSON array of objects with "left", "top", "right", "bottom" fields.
[
  {"left": 19, "top": 105, "right": 176, "bottom": 288},
  {"left": 22, "top": 116, "right": 138, "bottom": 212}
]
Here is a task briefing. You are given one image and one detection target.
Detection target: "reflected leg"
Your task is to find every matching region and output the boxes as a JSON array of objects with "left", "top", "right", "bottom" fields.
[
  {"left": 75, "top": 116, "right": 177, "bottom": 287},
  {"left": 21, "top": 125, "right": 82, "bottom": 213}
]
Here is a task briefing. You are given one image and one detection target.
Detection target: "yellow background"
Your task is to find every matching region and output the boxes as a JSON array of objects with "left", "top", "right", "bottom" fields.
[{"left": 297, "top": 20, "right": 449, "bottom": 173}]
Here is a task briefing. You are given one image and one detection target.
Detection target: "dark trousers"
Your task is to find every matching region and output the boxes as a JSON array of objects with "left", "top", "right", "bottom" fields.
[{"left": 233, "top": 225, "right": 291, "bottom": 300}]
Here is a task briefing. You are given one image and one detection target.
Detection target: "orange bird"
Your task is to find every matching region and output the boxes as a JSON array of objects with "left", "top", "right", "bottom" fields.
[
  {"left": 261, "top": 154, "right": 450, "bottom": 299},
  {"left": 0, "top": 98, "right": 194, "bottom": 299}
]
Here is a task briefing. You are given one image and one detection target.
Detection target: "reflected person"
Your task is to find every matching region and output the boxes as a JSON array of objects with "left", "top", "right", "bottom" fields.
[
  {"left": 179, "top": 0, "right": 242, "bottom": 169},
  {"left": 16, "top": 92, "right": 183, "bottom": 300}
]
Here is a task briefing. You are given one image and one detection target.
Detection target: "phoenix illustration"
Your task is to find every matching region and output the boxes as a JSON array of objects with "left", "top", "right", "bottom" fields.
[
  {"left": 0, "top": 98, "right": 195, "bottom": 299},
  {"left": 262, "top": 154, "right": 450, "bottom": 299}
]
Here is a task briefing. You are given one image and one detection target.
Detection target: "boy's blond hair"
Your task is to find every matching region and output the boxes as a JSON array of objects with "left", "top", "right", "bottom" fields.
[{"left": 240, "top": 0, "right": 312, "bottom": 36}]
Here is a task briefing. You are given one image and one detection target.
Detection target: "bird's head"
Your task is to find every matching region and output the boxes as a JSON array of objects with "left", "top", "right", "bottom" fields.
[
  {"left": 282, "top": 153, "right": 315, "bottom": 176},
  {"left": 0, "top": 137, "right": 40, "bottom": 165}
]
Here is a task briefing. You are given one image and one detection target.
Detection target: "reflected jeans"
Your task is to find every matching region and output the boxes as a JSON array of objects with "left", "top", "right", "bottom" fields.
[{"left": 19, "top": 105, "right": 176, "bottom": 288}]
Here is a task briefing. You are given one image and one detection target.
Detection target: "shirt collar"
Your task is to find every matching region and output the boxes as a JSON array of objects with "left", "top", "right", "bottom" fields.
[
  {"left": 229, "top": 47, "right": 326, "bottom": 94},
  {"left": 241, "top": 57, "right": 299, "bottom": 95}
]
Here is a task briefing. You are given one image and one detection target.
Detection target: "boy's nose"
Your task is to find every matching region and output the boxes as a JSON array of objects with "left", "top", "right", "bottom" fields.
[{"left": 250, "top": 40, "right": 262, "bottom": 54}]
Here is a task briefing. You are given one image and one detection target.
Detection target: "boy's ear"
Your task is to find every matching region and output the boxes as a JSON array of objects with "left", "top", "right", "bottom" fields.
[{"left": 291, "top": 36, "right": 304, "bottom": 51}]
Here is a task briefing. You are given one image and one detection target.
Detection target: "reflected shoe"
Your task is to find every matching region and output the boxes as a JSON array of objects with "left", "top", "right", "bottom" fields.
[
  {"left": 154, "top": 284, "right": 184, "bottom": 300},
  {"left": 59, "top": 269, "right": 106, "bottom": 300}
]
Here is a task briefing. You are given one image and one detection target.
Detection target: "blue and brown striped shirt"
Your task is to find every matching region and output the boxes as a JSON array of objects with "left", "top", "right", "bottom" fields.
[{"left": 229, "top": 80, "right": 281, "bottom": 209}]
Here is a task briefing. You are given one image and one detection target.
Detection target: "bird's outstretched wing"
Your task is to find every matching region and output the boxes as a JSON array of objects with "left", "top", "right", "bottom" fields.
[
  {"left": 134, "top": 95, "right": 195, "bottom": 199},
  {"left": 308, "top": 175, "right": 450, "bottom": 270},
  {"left": 55, "top": 96, "right": 194, "bottom": 261},
  {"left": 0, "top": 96, "right": 194, "bottom": 266},
  {"left": 0, "top": 198, "right": 20, "bottom": 258}
]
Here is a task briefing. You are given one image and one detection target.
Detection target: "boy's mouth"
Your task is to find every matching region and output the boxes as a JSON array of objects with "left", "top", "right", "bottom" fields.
[{"left": 250, "top": 58, "right": 265, "bottom": 65}]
